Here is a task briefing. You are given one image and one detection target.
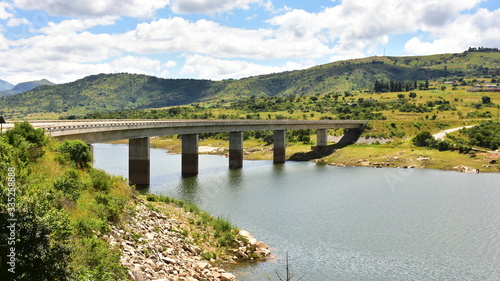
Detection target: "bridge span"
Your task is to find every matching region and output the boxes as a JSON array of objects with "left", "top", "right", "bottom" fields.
[{"left": 6, "top": 119, "right": 367, "bottom": 187}]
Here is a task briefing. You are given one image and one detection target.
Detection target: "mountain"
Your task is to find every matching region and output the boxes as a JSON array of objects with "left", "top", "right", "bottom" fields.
[
  {"left": 0, "top": 79, "right": 55, "bottom": 97},
  {"left": 1, "top": 50, "right": 499, "bottom": 118},
  {"left": 0, "top": 80, "right": 14, "bottom": 91}
]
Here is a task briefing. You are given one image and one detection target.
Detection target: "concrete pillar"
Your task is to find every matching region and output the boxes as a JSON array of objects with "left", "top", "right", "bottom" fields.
[
  {"left": 229, "top": 131, "right": 243, "bottom": 169},
  {"left": 316, "top": 129, "right": 328, "bottom": 147},
  {"left": 129, "top": 137, "right": 150, "bottom": 188},
  {"left": 182, "top": 134, "right": 199, "bottom": 176},
  {"left": 273, "top": 130, "right": 286, "bottom": 164}
]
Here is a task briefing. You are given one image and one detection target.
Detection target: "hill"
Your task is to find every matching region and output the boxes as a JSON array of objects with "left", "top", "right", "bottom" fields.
[
  {"left": 0, "top": 78, "right": 55, "bottom": 97},
  {"left": 1, "top": 50, "right": 499, "bottom": 118},
  {"left": 0, "top": 79, "right": 14, "bottom": 91}
]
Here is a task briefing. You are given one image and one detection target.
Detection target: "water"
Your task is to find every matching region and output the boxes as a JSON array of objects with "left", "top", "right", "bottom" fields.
[{"left": 93, "top": 143, "right": 500, "bottom": 280}]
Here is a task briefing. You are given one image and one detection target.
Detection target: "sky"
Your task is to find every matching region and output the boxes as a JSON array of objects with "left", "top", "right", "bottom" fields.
[{"left": 0, "top": 0, "right": 499, "bottom": 85}]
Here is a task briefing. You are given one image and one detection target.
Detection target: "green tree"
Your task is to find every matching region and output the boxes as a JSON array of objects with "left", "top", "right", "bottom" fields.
[
  {"left": 482, "top": 96, "right": 491, "bottom": 104},
  {"left": 413, "top": 131, "right": 434, "bottom": 147},
  {"left": 58, "top": 140, "right": 92, "bottom": 168}
]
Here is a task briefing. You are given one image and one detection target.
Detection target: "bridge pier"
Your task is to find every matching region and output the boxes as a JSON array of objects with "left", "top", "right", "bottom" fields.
[
  {"left": 229, "top": 131, "right": 243, "bottom": 169},
  {"left": 129, "top": 137, "right": 150, "bottom": 188},
  {"left": 182, "top": 134, "right": 199, "bottom": 176},
  {"left": 273, "top": 130, "right": 286, "bottom": 164},
  {"left": 312, "top": 129, "right": 330, "bottom": 152}
]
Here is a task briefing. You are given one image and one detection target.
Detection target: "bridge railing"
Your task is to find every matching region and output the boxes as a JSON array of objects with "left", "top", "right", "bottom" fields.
[{"left": 37, "top": 119, "right": 367, "bottom": 131}]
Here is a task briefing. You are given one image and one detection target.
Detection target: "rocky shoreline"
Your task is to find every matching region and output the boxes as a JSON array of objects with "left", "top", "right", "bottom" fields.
[{"left": 107, "top": 197, "right": 270, "bottom": 281}]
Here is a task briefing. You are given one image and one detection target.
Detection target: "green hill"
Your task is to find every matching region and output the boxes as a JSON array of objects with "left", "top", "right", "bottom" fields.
[{"left": 1, "top": 49, "right": 499, "bottom": 118}]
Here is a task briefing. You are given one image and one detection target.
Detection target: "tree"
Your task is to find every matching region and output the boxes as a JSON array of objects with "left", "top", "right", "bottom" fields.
[
  {"left": 482, "top": 96, "right": 491, "bottom": 104},
  {"left": 413, "top": 131, "right": 434, "bottom": 147},
  {"left": 409, "top": 92, "right": 417, "bottom": 99},
  {"left": 58, "top": 140, "right": 92, "bottom": 168}
]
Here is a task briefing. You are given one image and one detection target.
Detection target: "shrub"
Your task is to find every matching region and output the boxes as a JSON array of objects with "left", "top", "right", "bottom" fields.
[
  {"left": 90, "top": 169, "right": 112, "bottom": 192},
  {"left": 5, "top": 121, "right": 46, "bottom": 148},
  {"left": 58, "top": 140, "right": 92, "bottom": 168},
  {"left": 413, "top": 131, "right": 434, "bottom": 147},
  {"left": 53, "top": 170, "right": 82, "bottom": 201}
]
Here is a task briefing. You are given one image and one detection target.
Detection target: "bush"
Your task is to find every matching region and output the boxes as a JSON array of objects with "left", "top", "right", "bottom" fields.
[
  {"left": 5, "top": 121, "right": 46, "bottom": 148},
  {"left": 90, "top": 169, "right": 112, "bottom": 192},
  {"left": 413, "top": 131, "right": 434, "bottom": 147},
  {"left": 53, "top": 170, "right": 82, "bottom": 201},
  {"left": 58, "top": 140, "right": 92, "bottom": 168}
]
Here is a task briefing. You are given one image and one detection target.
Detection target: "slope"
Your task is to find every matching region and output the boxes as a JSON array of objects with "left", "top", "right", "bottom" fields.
[
  {"left": 1, "top": 50, "right": 499, "bottom": 118},
  {"left": 0, "top": 79, "right": 55, "bottom": 97}
]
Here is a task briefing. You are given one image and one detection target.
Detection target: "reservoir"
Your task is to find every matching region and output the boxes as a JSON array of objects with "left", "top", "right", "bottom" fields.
[{"left": 93, "top": 143, "right": 500, "bottom": 280}]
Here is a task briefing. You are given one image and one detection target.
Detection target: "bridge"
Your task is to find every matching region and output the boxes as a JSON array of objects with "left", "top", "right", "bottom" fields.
[{"left": 3, "top": 119, "right": 367, "bottom": 187}]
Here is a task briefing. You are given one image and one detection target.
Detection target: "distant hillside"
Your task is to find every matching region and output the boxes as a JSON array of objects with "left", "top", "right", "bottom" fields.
[
  {"left": 0, "top": 80, "right": 14, "bottom": 92},
  {"left": 1, "top": 50, "right": 499, "bottom": 118},
  {"left": 0, "top": 74, "right": 218, "bottom": 116},
  {"left": 0, "top": 79, "right": 55, "bottom": 97}
]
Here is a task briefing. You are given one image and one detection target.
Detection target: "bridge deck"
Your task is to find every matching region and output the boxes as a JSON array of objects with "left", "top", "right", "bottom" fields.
[{"left": 3, "top": 119, "right": 367, "bottom": 143}]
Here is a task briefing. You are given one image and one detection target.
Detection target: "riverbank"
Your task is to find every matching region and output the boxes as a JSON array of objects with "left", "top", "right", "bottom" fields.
[
  {"left": 115, "top": 194, "right": 270, "bottom": 281},
  {"left": 136, "top": 137, "right": 500, "bottom": 173}
]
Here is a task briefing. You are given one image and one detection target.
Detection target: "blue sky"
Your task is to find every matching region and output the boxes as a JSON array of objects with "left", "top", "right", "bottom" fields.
[{"left": 0, "top": 0, "right": 499, "bottom": 84}]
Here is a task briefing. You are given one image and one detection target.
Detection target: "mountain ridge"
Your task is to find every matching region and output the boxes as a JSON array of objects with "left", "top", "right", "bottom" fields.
[
  {"left": 1, "top": 50, "right": 499, "bottom": 118},
  {"left": 0, "top": 79, "right": 55, "bottom": 97}
]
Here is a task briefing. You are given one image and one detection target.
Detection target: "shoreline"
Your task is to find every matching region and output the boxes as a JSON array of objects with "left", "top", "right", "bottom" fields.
[
  {"left": 141, "top": 138, "right": 500, "bottom": 174},
  {"left": 114, "top": 195, "right": 271, "bottom": 281}
]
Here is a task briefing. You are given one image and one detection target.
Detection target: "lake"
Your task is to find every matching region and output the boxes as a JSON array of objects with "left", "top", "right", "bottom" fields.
[{"left": 93, "top": 143, "right": 500, "bottom": 280}]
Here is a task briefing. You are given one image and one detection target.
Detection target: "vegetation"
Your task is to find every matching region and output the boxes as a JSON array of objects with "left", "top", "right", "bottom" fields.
[
  {"left": 0, "top": 122, "right": 130, "bottom": 280},
  {"left": 461, "top": 121, "right": 500, "bottom": 150},
  {"left": 2, "top": 50, "right": 500, "bottom": 119}
]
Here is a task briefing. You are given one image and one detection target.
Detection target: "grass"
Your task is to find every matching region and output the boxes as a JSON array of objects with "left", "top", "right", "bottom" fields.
[{"left": 144, "top": 193, "right": 243, "bottom": 261}]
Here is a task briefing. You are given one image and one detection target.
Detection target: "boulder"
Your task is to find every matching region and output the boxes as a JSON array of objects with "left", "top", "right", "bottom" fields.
[{"left": 220, "top": 272, "right": 236, "bottom": 281}]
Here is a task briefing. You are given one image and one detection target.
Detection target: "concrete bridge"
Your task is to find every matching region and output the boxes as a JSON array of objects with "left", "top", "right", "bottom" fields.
[{"left": 6, "top": 119, "right": 367, "bottom": 187}]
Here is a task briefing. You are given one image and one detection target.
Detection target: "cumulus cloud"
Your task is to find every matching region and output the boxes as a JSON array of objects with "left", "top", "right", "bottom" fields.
[
  {"left": 181, "top": 54, "right": 306, "bottom": 80},
  {"left": 1, "top": 0, "right": 498, "bottom": 84},
  {"left": 13, "top": 0, "right": 170, "bottom": 18},
  {"left": 268, "top": 0, "right": 486, "bottom": 59},
  {"left": 39, "top": 17, "right": 118, "bottom": 35},
  {"left": 405, "top": 8, "right": 500, "bottom": 55},
  {"left": 7, "top": 17, "right": 30, "bottom": 27},
  {"left": 120, "top": 17, "right": 331, "bottom": 59},
  {"left": 0, "top": 2, "right": 14, "bottom": 20},
  {"left": 171, "top": 0, "right": 260, "bottom": 15}
]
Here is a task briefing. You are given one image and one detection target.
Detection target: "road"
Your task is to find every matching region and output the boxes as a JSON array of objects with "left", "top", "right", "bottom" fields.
[{"left": 433, "top": 125, "right": 476, "bottom": 140}]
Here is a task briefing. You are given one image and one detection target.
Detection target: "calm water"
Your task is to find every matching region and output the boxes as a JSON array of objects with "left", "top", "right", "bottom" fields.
[{"left": 93, "top": 143, "right": 500, "bottom": 280}]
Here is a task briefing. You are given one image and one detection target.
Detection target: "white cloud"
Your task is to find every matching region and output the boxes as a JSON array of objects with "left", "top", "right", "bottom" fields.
[
  {"left": 171, "top": 0, "right": 260, "bottom": 15},
  {"left": 0, "top": 2, "right": 14, "bottom": 20},
  {"left": 13, "top": 0, "right": 170, "bottom": 18},
  {"left": 120, "top": 17, "right": 331, "bottom": 59},
  {"left": 181, "top": 54, "right": 306, "bottom": 80},
  {"left": 268, "top": 0, "right": 486, "bottom": 59},
  {"left": 405, "top": 8, "right": 500, "bottom": 55},
  {"left": 7, "top": 17, "right": 31, "bottom": 27},
  {"left": 39, "top": 17, "right": 118, "bottom": 35}
]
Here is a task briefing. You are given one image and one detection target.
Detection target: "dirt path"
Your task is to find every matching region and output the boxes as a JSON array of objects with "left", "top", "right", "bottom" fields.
[{"left": 433, "top": 125, "right": 476, "bottom": 140}]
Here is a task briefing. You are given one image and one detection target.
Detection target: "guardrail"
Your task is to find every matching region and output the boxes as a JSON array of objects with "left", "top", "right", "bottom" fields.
[{"left": 39, "top": 119, "right": 367, "bottom": 131}]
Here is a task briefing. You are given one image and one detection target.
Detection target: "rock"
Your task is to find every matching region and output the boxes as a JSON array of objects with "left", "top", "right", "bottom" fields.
[
  {"left": 196, "top": 261, "right": 209, "bottom": 270},
  {"left": 130, "top": 268, "right": 144, "bottom": 281},
  {"left": 220, "top": 272, "right": 236, "bottom": 281},
  {"left": 236, "top": 251, "right": 248, "bottom": 259},
  {"left": 238, "top": 230, "right": 253, "bottom": 239},
  {"left": 454, "top": 165, "right": 479, "bottom": 173},
  {"left": 256, "top": 241, "right": 268, "bottom": 249},
  {"left": 255, "top": 248, "right": 271, "bottom": 257}
]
